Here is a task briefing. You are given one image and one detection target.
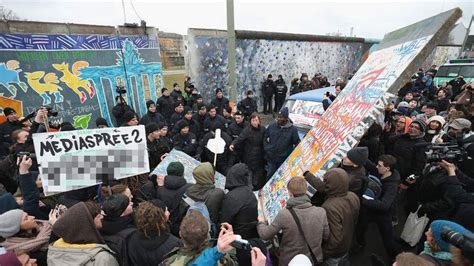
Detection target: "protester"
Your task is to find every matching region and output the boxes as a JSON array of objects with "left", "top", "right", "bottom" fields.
[
  {"left": 95, "top": 117, "right": 109, "bottom": 128},
  {"left": 264, "top": 107, "right": 300, "bottom": 178},
  {"left": 48, "top": 201, "right": 119, "bottom": 265},
  {"left": 304, "top": 168, "right": 359, "bottom": 265},
  {"left": 0, "top": 107, "right": 23, "bottom": 158},
  {"left": 230, "top": 113, "right": 266, "bottom": 190},
  {"left": 121, "top": 111, "right": 138, "bottom": 127},
  {"left": 257, "top": 176, "right": 329, "bottom": 265},
  {"left": 127, "top": 200, "right": 181, "bottom": 265},
  {"left": 220, "top": 163, "right": 258, "bottom": 239},
  {"left": 341, "top": 147, "right": 369, "bottom": 197}
]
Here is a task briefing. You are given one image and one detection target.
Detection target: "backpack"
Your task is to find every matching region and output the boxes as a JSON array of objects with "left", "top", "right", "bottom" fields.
[
  {"left": 179, "top": 194, "right": 217, "bottom": 238},
  {"left": 363, "top": 175, "right": 383, "bottom": 200},
  {"left": 103, "top": 228, "right": 136, "bottom": 266}
]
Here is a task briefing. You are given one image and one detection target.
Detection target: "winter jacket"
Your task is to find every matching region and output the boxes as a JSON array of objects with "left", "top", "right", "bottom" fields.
[
  {"left": 387, "top": 133, "right": 427, "bottom": 179},
  {"left": 342, "top": 165, "right": 369, "bottom": 198},
  {"left": 157, "top": 95, "right": 175, "bottom": 121},
  {"left": 112, "top": 104, "right": 134, "bottom": 127},
  {"left": 417, "top": 168, "right": 474, "bottom": 220},
  {"left": 185, "top": 163, "right": 225, "bottom": 225},
  {"left": 17, "top": 172, "right": 49, "bottom": 220},
  {"left": 261, "top": 79, "right": 275, "bottom": 97},
  {"left": 305, "top": 169, "right": 360, "bottom": 258},
  {"left": 100, "top": 216, "right": 136, "bottom": 266},
  {"left": 0, "top": 120, "right": 23, "bottom": 153},
  {"left": 49, "top": 202, "right": 118, "bottom": 266},
  {"left": 257, "top": 196, "right": 329, "bottom": 265},
  {"left": 237, "top": 97, "right": 257, "bottom": 118},
  {"left": 192, "top": 113, "right": 207, "bottom": 136},
  {"left": 361, "top": 169, "right": 400, "bottom": 214},
  {"left": 211, "top": 97, "right": 230, "bottom": 116},
  {"left": 101, "top": 215, "right": 135, "bottom": 236},
  {"left": 171, "top": 89, "right": 184, "bottom": 103},
  {"left": 227, "top": 120, "right": 248, "bottom": 140},
  {"left": 231, "top": 125, "right": 266, "bottom": 172},
  {"left": 274, "top": 79, "right": 288, "bottom": 97},
  {"left": 138, "top": 111, "right": 165, "bottom": 126},
  {"left": 147, "top": 138, "right": 172, "bottom": 171},
  {"left": 169, "top": 112, "right": 184, "bottom": 133},
  {"left": 264, "top": 121, "right": 300, "bottom": 164},
  {"left": 220, "top": 164, "right": 258, "bottom": 239},
  {"left": 203, "top": 115, "right": 228, "bottom": 133},
  {"left": 156, "top": 175, "right": 191, "bottom": 235},
  {"left": 173, "top": 132, "right": 198, "bottom": 157},
  {"left": 127, "top": 230, "right": 182, "bottom": 265}
]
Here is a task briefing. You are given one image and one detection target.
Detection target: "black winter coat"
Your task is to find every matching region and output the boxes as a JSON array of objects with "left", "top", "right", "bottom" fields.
[
  {"left": 127, "top": 231, "right": 182, "bottom": 265},
  {"left": 147, "top": 138, "right": 171, "bottom": 171},
  {"left": 173, "top": 132, "right": 198, "bottom": 157},
  {"left": 198, "top": 131, "right": 232, "bottom": 174},
  {"left": 237, "top": 98, "right": 257, "bottom": 118},
  {"left": 169, "top": 112, "right": 184, "bottom": 134},
  {"left": 362, "top": 169, "right": 400, "bottom": 214},
  {"left": 171, "top": 89, "right": 184, "bottom": 103},
  {"left": 220, "top": 164, "right": 258, "bottom": 239},
  {"left": 0, "top": 120, "right": 22, "bottom": 158},
  {"left": 139, "top": 111, "right": 165, "bottom": 126},
  {"left": 211, "top": 97, "right": 230, "bottom": 117},
  {"left": 156, "top": 175, "right": 191, "bottom": 236},
  {"left": 227, "top": 121, "right": 248, "bottom": 140},
  {"left": 203, "top": 115, "right": 228, "bottom": 133},
  {"left": 231, "top": 125, "right": 265, "bottom": 171},
  {"left": 172, "top": 118, "right": 201, "bottom": 139},
  {"left": 101, "top": 215, "right": 135, "bottom": 236},
  {"left": 157, "top": 95, "right": 175, "bottom": 121},
  {"left": 112, "top": 104, "right": 134, "bottom": 127},
  {"left": 264, "top": 121, "right": 300, "bottom": 164},
  {"left": 387, "top": 133, "right": 427, "bottom": 179},
  {"left": 261, "top": 79, "right": 275, "bottom": 97},
  {"left": 274, "top": 79, "right": 288, "bottom": 97},
  {"left": 417, "top": 168, "right": 474, "bottom": 220}
]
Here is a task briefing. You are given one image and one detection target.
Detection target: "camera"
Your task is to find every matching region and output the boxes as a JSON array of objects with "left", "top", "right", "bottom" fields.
[
  {"left": 116, "top": 85, "right": 126, "bottom": 94},
  {"left": 43, "top": 106, "right": 58, "bottom": 117},
  {"left": 424, "top": 143, "right": 468, "bottom": 163},
  {"left": 231, "top": 235, "right": 252, "bottom": 251},
  {"left": 407, "top": 174, "right": 419, "bottom": 181},
  {"left": 442, "top": 226, "right": 474, "bottom": 260},
  {"left": 17, "top": 151, "right": 36, "bottom": 160}
]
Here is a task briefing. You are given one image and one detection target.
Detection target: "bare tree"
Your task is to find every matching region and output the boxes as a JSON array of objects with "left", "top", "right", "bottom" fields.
[{"left": 0, "top": 5, "right": 21, "bottom": 20}]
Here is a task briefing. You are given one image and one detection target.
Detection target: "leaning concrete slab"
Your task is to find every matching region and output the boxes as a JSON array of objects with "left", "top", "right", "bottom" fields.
[{"left": 259, "top": 8, "right": 462, "bottom": 223}]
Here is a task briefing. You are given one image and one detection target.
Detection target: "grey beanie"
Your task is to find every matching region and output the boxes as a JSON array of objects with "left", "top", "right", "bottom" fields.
[
  {"left": 0, "top": 209, "right": 23, "bottom": 238},
  {"left": 346, "top": 147, "right": 369, "bottom": 167}
]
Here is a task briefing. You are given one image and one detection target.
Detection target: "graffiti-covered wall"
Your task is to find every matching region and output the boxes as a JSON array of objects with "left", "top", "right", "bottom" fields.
[
  {"left": 0, "top": 32, "right": 163, "bottom": 128},
  {"left": 187, "top": 29, "right": 377, "bottom": 105}
]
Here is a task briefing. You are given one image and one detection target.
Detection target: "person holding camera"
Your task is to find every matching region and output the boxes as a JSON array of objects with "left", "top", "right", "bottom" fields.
[
  {"left": 449, "top": 76, "right": 466, "bottom": 101},
  {"left": 0, "top": 107, "right": 23, "bottom": 159}
]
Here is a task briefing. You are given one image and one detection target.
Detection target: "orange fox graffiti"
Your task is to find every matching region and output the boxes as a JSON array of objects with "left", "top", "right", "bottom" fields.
[{"left": 52, "top": 61, "right": 96, "bottom": 103}]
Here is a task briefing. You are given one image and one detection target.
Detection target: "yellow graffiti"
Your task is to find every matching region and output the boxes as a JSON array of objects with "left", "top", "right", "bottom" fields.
[
  {"left": 24, "top": 71, "right": 62, "bottom": 94},
  {"left": 52, "top": 61, "right": 95, "bottom": 103}
]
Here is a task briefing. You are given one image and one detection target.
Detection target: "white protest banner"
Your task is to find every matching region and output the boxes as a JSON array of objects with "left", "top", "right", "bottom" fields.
[
  {"left": 33, "top": 125, "right": 149, "bottom": 195},
  {"left": 151, "top": 149, "right": 226, "bottom": 190},
  {"left": 259, "top": 8, "right": 462, "bottom": 223}
]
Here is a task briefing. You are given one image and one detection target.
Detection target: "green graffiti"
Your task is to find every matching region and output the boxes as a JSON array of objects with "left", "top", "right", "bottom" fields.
[{"left": 73, "top": 113, "right": 92, "bottom": 129}]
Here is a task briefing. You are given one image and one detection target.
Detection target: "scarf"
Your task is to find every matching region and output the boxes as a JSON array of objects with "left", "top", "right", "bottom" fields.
[
  {"left": 1, "top": 220, "right": 51, "bottom": 254},
  {"left": 420, "top": 241, "right": 452, "bottom": 261},
  {"left": 286, "top": 195, "right": 310, "bottom": 209}
]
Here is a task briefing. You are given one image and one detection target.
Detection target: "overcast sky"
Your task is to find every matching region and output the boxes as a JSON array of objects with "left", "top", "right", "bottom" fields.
[{"left": 1, "top": 0, "right": 473, "bottom": 39}]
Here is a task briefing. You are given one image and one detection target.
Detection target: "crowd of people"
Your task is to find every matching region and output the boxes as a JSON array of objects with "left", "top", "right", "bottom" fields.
[{"left": 0, "top": 68, "right": 473, "bottom": 266}]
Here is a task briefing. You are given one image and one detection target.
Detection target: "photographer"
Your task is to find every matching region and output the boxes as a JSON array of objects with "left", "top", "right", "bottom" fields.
[
  {"left": 411, "top": 159, "right": 474, "bottom": 221},
  {"left": 449, "top": 76, "right": 467, "bottom": 101},
  {"left": 112, "top": 95, "right": 134, "bottom": 127},
  {"left": 0, "top": 107, "right": 23, "bottom": 159}
]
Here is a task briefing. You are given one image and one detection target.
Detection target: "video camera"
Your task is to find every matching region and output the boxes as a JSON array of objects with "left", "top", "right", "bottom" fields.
[
  {"left": 16, "top": 151, "right": 36, "bottom": 161},
  {"left": 442, "top": 226, "right": 474, "bottom": 260},
  {"left": 425, "top": 143, "right": 468, "bottom": 163},
  {"left": 231, "top": 235, "right": 252, "bottom": 251}
]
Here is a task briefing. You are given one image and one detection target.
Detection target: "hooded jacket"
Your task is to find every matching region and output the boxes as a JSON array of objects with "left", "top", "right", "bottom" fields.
[
  {"left": 264, "top": 121, "right": 300, "bottom": 164},
  {"left": 157, "top": 175, "right": 192, "bottom": 235},
  {"left": 185, "top": 163, "right": 225, "bottom": 224},
  {"left": 127, "top": 230, "right": 182, "bottom": 266},
  {"left": 305, "top": 169, "right": 360, "bottom": 258},
  {"left": 220, "top": 164, "right": 258, "bottom": 239},
  {"left": 48, "top": 202, "right": 118, "bottom": 266}
]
